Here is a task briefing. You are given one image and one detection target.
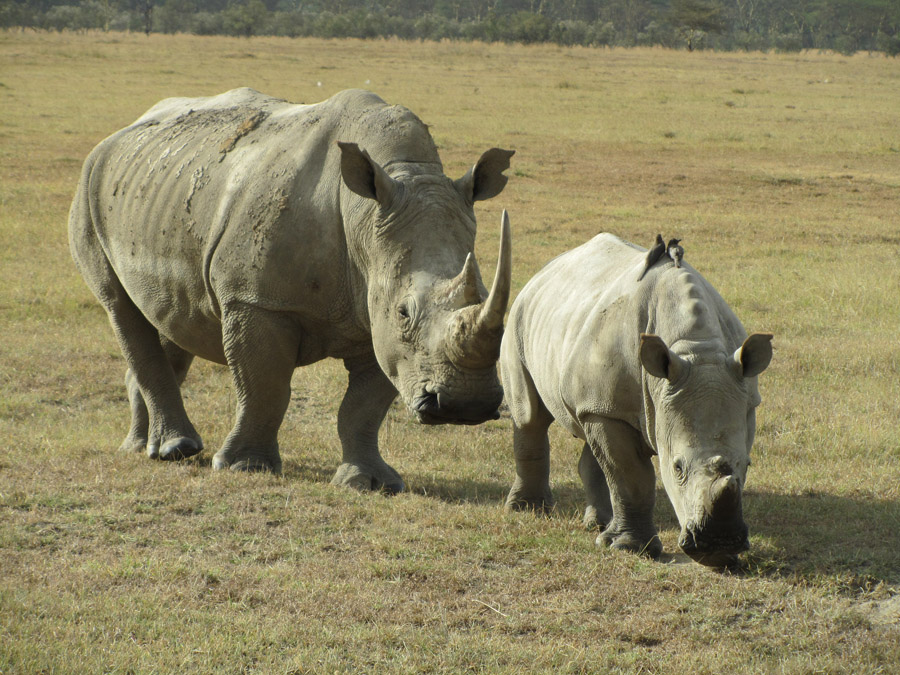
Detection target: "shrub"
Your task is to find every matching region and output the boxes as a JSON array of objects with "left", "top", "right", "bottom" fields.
[{"left": 875, "top": 31, "right": 900, "bottom": 57}]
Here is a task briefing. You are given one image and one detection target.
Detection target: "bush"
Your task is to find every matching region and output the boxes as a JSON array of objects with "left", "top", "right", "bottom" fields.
[
  {"left": 42, "top": 5, "right": 94, "bottom": 30},
  {"left": 732, "top": 29, "right": 769, "bottom": 52},
  {"left": 414, "top": 14, "right": 460, "bottom": 41},
  {"left": 192, "top": 10, "right": 224, "bottom": 35},
  {"left": 0, "top": 1, "right": 36, "bottom": 28},
  {"left": 505, "top": 11, "right": 552, "bottom": 44},
  {"left": 833, "top": 35, "right": 858, "bottom": 56},
  {"left": 589, "top": 20, "right": 616, "bottom": 46},
  {"left": 875, "top": 31, "right": 900, "bottom": 56},
  {"left": 222, "top": 0, "right": 268, "bottom": 37},
  {"left": 550, "top": 20, "right": 590, "bottom": 46},
  {"left": 774, "top": 32, "right": 803, "bottom": 52},
  {"left": 156, "top": 0, "right": 197, "bottom": 34},
  {"left": 267, "top": 11, "right": 309, "bottom": 37}
]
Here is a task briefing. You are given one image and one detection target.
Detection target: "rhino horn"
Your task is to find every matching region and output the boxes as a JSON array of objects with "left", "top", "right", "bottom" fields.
[
  {"left": 447, "top": 211, "right": 512, "bottom": 368},
  {"left": 477, "top": 209, "right": 512, "bottom": 334},
  {"left": 444, "top": 252, "right": 481, "bottom": 308},
  {"left": 708, "top": 474, "right": 742, "bottom": 519}
]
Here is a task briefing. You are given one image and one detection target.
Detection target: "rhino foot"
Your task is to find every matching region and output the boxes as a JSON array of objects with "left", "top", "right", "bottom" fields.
[
  {"left": 583, "top": 504, "right": 611, "bottom": 531},
  {"left": 119, "top": 436, "right": 147, "bottom": 454},
  {"left": 148, "top": 436, "right": 203, "bottom": 461},
  {"left": 331, "top": 462, "right": 404, "bottom": 494},
  {"left": 596, "top": 527, "right": 662, "bottom": 559},
  {"left": 504, "top": 487, "right": 554, "bottom": 515},
  {"left": 212, "top": 449, "right": 281, "bottom": 474}
]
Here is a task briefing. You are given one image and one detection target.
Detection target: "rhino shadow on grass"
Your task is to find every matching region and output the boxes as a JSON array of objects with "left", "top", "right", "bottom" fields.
[
  {"left": 389, "top": 472, "right": 900, "bottom": 585},
  {"left": 740, "top": 489, "right": 900, "bottom": 586},
  {"left": 202, "top": 447, "right": 899, "bottom": 585}
]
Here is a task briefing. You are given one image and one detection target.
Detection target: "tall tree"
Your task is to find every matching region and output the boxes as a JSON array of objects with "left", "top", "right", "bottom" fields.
[
  {"left": 142, "top": 0, "right": 153, "bottom": 33},
  {"left": 670, "top": 0, "right": 727, "bottom": 50}
]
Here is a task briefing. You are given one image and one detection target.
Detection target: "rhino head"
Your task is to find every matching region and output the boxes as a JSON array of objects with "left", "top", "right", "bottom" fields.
[
  {"left": 640, "top": 332, "right": 773, "bottom": 567},
  {"left": 339, "top": 142, "right": 514, "bottom": 425}
]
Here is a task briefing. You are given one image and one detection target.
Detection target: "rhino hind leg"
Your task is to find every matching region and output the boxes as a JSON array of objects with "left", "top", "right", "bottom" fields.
[
  {"left": 119, "top": 367, "right": 149, "bottom": 455},
  {"left": 103, "top": 296, "right": 202, "bottom": 461},
  {"left": 578, "top": 443, "right": 613, "bottom": 530},
  {"left": 584, "top": 419, "right": 662, "bottom": 558},
  {"left": 211, "top": 306, "right": 298, "bottom": 474},
  {"left": 69, "top": 171, "right": 201, "bottom": 461},
  {"left": 120, "top": 337, "right": 198, "bottom": 460},
  {"left": 331, "top": 357, "right": 404, "bottom": 493}
]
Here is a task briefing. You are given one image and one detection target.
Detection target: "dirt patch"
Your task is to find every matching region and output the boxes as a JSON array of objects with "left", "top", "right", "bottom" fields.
[{"left": 219, "top": 110, "right": 269, "bottom": 156}]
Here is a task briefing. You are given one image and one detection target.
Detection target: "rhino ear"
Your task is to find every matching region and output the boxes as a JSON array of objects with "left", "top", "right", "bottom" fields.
[
  {"left": 734, "top": 333, "right": 773, "bottom": 378},
  {"left": 455, "top": 148, "right": 515, "bottom": 203},
  {"left": 338, "top": 141, "right": 399, "bottom": 205},
  {"left": 639, "top": 334, "right": 686, "bottom": 382}
]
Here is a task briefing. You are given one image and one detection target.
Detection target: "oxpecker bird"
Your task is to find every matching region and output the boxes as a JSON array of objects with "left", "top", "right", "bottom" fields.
[
  {"left": 667, "top": 238, "right": 684, "bottom": 268},
  {"left": 637, "top": 234, "right": 666, "bottom": 281}
]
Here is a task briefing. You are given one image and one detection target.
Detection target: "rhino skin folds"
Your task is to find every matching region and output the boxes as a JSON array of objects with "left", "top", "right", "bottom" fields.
[
  {"left": 500, "top": 233, "right": 772, "bottom": 566},
  {"left": 69, "top": 88, "right": 514, "bottom": 490}
]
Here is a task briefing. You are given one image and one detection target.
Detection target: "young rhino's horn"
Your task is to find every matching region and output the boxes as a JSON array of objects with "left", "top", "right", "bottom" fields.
[{"left": 708, "top": 475, "right": 742, "bottom": 519}]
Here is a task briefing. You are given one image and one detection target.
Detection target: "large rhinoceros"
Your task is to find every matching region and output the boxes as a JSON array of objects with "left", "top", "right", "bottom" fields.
[
  {"left": 500, "top": 233, "right": 772, "bottom": 566},
  {"left": 69, "top": 88, "right": 515, "bottom": 491}
]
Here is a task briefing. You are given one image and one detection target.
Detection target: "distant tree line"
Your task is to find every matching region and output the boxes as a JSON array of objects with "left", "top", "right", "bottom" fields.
[{"left": 3, "top": 0, "right": 900, "bottom": 55}]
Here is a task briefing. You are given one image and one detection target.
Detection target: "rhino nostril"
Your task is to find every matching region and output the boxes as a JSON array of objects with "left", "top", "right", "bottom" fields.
[
  {"left": 678, "top": 529, "right": 697, "bottom": 552},
  {"left": 413, "top": 392, "right": 438, "bottom": 412}
]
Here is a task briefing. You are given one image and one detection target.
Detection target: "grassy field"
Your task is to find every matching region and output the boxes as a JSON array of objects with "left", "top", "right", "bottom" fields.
[{"left": 1, "top": 30, "right": 899, "bottom": 673}]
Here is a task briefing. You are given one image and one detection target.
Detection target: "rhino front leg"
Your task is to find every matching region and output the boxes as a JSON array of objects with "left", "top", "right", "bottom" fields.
[
  {"left": 501, "top": 354, "right": 555, "bottom": 513},
  {"left": 212, "top": 306, "right": 298, "bottom": 473},
  {"left": 584, "top": 418, "right": 661, "bottom": 558},
  {"left": 504, "top": 422, "right": 554, "bottom": 513},
  {"left": 120, "top": 337, "right": 195, "bottom": 459},
  {"left": 331, "top": 356, "right": 404, "bottom": 493},
  {"left": 578, "top": 442, "right": 613, "bottom": 530}
]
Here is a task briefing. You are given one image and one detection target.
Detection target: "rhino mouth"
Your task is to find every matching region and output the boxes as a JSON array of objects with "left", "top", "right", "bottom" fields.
[
  {"left": 679, "top": 521, "right": 750, "bottom": 568},
  {"left": 411, "top": 391, "right": 501, "bottom": 426}
]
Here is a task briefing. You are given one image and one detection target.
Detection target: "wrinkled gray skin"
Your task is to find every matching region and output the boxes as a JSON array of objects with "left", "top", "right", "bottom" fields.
[
  {"left": 501, "top": 233, "right": 772, "bottom": 566},
  {"left": 69, "top": 88, "right": 515, "bottom": 490}
]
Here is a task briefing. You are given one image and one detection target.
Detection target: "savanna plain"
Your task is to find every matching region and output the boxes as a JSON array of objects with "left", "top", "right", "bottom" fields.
[{"left": 1, "top": 30, "right": 899, "bottom": 674}]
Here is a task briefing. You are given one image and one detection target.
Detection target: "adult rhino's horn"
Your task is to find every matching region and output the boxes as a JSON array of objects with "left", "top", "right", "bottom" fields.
[
  {"left": 447, "top": 211, "right": 512, "bottom": 368},
  {"left": 444, "top": 253, "right": 481, "bottom": 308},
  {"left": 477, "top": 209, "right": 512, "bottom": 334}
]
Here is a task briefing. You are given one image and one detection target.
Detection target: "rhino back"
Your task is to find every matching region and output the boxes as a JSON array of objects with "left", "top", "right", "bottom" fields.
[
  {"left": 79, "top": 88, "right": 439, "bottom": 364},
  {"left": 509, "top": 233, "right": 746, "bottom": 435}
]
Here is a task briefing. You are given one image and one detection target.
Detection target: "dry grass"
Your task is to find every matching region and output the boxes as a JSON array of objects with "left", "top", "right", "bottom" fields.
[{"left": 1, "top": 30, "right": 899, "bottom": 673}]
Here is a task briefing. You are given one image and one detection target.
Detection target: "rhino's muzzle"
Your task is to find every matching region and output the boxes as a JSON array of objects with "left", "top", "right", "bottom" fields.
[
  {"left": 679, "top": 513, "right": 750, "bottom": 567},
  {"left": 679, "top": 523, "right": 750, "bottom": 568},
  {"left": 679, "top": 474, "right": 749, "bottom": 566},
  {"left": 412, "top": 390, "right": 501, "bottom": 426}
]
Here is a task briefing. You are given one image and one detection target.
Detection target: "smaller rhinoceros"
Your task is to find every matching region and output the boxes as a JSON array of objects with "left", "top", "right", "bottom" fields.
[{"left": 500, "top": 233, "right": 772, "bottom": 566}]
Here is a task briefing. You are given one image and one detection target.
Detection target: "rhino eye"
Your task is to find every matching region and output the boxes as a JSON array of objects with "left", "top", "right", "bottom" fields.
[
  {"left": 673, "top": 458, "right": 686, "bottom": 482},
  {"left": 398, "top": 304, "right": 410, "bottom": 320}
]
